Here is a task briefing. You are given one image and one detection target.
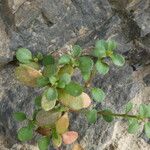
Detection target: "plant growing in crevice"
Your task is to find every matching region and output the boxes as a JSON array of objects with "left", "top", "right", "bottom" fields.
[{"left": 13, "top": 40, "right": 150, "bottom": 150}]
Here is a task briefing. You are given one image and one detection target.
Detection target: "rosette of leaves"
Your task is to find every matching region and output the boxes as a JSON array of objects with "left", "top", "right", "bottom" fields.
[{"left": 13, "top": 40, "right": 150, "bottom": 150}]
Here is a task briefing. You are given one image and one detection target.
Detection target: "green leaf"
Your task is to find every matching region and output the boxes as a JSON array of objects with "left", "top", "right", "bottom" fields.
[
  {"left": 102, "top": 109, "right": 114, "bottom": 122},
  {"left": 49, "top": 76, "right": 58, "bottom": 85},
  {"left": 57, "top": 73, "right": 71, "bottom": 88},
  {"left": 41, "top": 95, "right": 56, "bottom": 111},
  {"left": 79, "top": 56, "right": 94, "bottom": 81},
  {"left": 43, "top": 64, "right": 57, "bottom": 77},
  {"left": 144, "top": 122, "right": 150, "bottom": 138},
  {"left": 128, "top": 119, "right": 139, "bottom": 134},
  {"left": 72, "top": 45, "right": 82, "bottom": 57},
  {"left": 91, "top": 88, "right": 106, "bottom": 102},
  {"left": 16, "top": 48, "right": 32, "bottom": 64},
  {"left": 42, "top": 55, "right": 55, "bottom": 66},
  {"left": 34, "top": 96, "right": 42, "bottom": 107},
  {"left": 86, "top": 109, "right": 97, "bottom": 124},
  {"left": 17, "top": 127, "right": 33, "bottom": 142},
  {"left": 36, "top": 52, "right": 43, "bottom": 61},
  {"left": 52, "top": 134, "right": 62, "bottom": 148},
  {"left": 36, "top": 76, "right": 49, "bottom": 87},
  {"left": 13, "top": 112, "right": 26, "bottom": 122},
  {"left": 96, "top": 60, "right": 109, "bottom": 75},
  {"left": 125, "top": 102, "right": 133, "bottom": 113},
  {"left": 64, "top": 82, "right": 83, "bottom": 96},
  {"left": 107, "top": 40, "right": 117, "bottom": 50},
  {"left": 58, "top": 54, "right": 71, "bottom": 65},
  {"left": 92, "top": 40, "right": 107, "bottom": 57},
  {"left": 45, "top": 88, "right": 58, "bottom": 101},
  {"left": 38, "top": 136, "right": 50, "bottom": 150},
  {"left": 139, "top": 104, "right": 150, "bottom": 118},
  {"left": 111, "top": 53, "right": 125, "bottom": 66}
]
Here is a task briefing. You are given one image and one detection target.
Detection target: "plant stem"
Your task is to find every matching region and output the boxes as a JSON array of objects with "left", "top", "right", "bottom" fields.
[{"left": 97, "top": 110, "right": 144, "bottom": 121}]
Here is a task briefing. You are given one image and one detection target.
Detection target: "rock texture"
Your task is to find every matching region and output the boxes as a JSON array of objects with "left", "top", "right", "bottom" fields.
[{"left": 0, "top": 0, "right": 150, "bottom": 150}]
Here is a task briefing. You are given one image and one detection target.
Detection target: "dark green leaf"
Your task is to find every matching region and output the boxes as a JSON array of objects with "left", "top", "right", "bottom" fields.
[
  {"left": 86, "top": 109, "right": 97, "bottom": 124},
  {"left": 111, "top": 53, "right": 125, "bottom": 66},
  {"left": 38, "top": 136, "right": 50, "bottom": 150},
  {"left": 102, "top": 109, "right": 114, "bottom": 122},
  {"left": 43, "top": 64, "right": 57, "bottom": 77},
  {"left": 144, "top": 122, "right": 150, "bottom": 138},
  {"left": 72, "top": 45, "right": 82, "bottom": 57},
  {"left": 107, "top": 40, "right": 117, "bottom": 50},
  {"left": 18, "top": 127, "right": 33, "bottom": 142},
  {"left": 96, "top": 60, "right": 109, "bottom": 75},
  {"left": 36, "top": 76, "right": 49, "bottom": 87},
  {"left": 125, "top": 102, "right": 133, "bottom": 113},
  {"left": 16, "top": 48, "right": 32, "bottom": 64},
  {"left": 79, "top": 57, "right": 93, "bottom": 81},
  {"left": 13, "top": 112, "right": 26, "bottom": 122},
  {"left": 45, "top": 88, "right": 58, "bottom": 101},
  {"left": 91, "top": 88, "right": 106, "bottom": 102},
  {"left": 42, "top": 55, "right": 55, "bottom": 66},
  {"left": 34, "top": 96, "right": 42, "bottom": 107},
  {"left": 64, "top": 82, "right": 83, "bottom": 96},
  {"left": 128, "top": 119, "right": 139, "bottom": 134},
  {"left": 58, "top": 54, "right": 71, "bottom": 65}
]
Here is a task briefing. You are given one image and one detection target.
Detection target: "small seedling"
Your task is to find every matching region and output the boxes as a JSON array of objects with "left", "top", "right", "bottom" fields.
[{"left": 13, "top": 40, "right": 150, "bottom": 150}]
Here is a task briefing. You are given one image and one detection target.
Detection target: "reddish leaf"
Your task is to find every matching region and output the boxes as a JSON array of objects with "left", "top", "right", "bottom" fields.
[{"left": 62, "top": 131, "right": 78, "bottom": 145}]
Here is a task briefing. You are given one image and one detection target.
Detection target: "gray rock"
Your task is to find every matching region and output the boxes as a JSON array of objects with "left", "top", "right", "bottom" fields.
[{"left": 0, "top": 0, "right": 150, "bottom": 149}]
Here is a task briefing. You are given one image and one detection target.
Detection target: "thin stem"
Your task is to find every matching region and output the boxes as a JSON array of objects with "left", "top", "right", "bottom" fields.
[{"left": 97, "top": 110, "right": 144, "bottom": 121}]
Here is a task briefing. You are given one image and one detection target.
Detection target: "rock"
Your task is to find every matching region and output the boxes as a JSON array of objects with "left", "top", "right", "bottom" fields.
[
  {"left": 0, "top": 17, "right": 14, "bottom": 65},
  {"left": 0, "top": 0, "right": 150, "bottom": 150}
]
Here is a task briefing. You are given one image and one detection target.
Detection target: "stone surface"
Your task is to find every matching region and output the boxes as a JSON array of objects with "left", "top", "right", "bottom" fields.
[{"left": 0, "top": 0, "right": 150, "bottom": 150}]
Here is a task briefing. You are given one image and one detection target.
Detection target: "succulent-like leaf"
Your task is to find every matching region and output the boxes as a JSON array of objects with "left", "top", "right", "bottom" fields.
[
  {"left": 15, "top": 64, "right": 42, "bottom": 87},
  {"left": 125, "top": 102, "right": 133, "bottom": 113},
  {"left": 36, "top": 110, "right": 61, "bottom": 127},
  {"left": 79, "top": 56, "right": 93, "bottom": 81},
  {"left": 96, "top": 60, "right": 109, "bottom": 75},
  {"left": 56, "top": 113, "right": 69, "bottom": 134},
  {"left": 62, "top": 131, "right": 78, "bottom": 145},
  {"left": 64, "top": 82, "right": 83, "bottom": 96},
  {"left": 128, "top": 119, "right": 139, "bottom": 134},
  {"left": 52, "top": 134, "right": 62, "bottom": 148},
  {"left": 43, "top": 64, "right": 57, "bottom": 77},
  {"left": 38, "top": 136, "right": 50, "bottom": 150},
  {"left": 58, "top": 65, "right": 74, "bottom": 77},
  {"left": 41, "top": 95, "right": 56, "bottom": 111},
  {"left": 58, "top": 54, "right": 71, "bottom": 65},
  {"left": 13, "top": 112, "right": 26, "bottom": 122},
  {"left": 102, "top": 109, "right": 114, "bottom": 122},
  {"left": 42, "top": 55, "right": 55, "bottom": 66},
  {"left": 36, "top": 76, "right": 49, "bottom": 87},
  {"left": 107, "top": 40, "right": 117, "bottom": 50},
  {"left": 139, "top": 104, "right": 150, "bottom": 118},
  {"left": 34, "top": 96, "right": 42, "bottom": 107},
  {"left": 16, "top": 48, "right": 32, "bottom": 64},
  {"left": 17, "top": 127, "right": 33, "bottom": 142},
  {"left": 72, "top": 45, "right": 82, "bottom": 57},
  {"left": 45, "top": 88, "right": 58, "bottom": 101},
  {"left": 59, "top": 92, "right": 90, "bottom": 110},
  {"left": 111, "top": 53, "right": 125, "bottom": 66},
  {"left": 144, "top": 122, "right": 150, "bottom": 138},
  {"left": 86, "top": 109, "right": 97, "bottom": 124},
  {"left": 91, "top": 88, "right": 106, "bottom": 102}
]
